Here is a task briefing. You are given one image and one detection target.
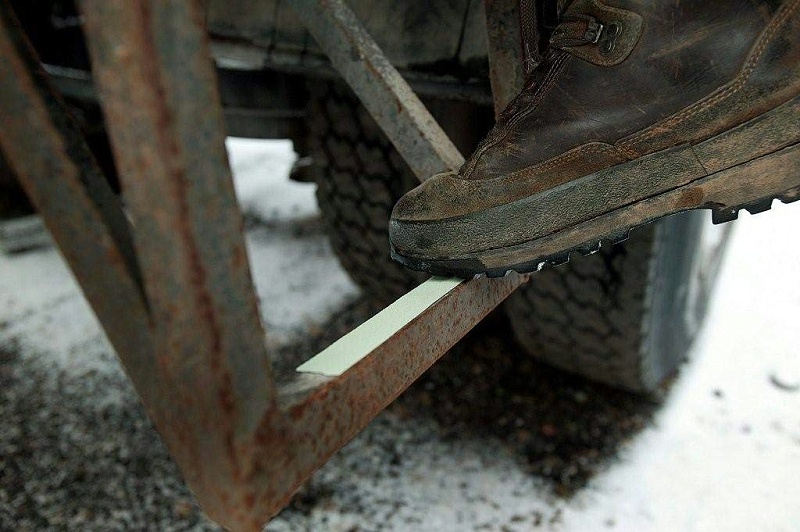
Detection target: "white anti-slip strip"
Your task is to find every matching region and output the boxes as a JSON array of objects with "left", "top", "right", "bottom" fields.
[{"left": 296, "top": 276, "right": 464, "bottom": 377}]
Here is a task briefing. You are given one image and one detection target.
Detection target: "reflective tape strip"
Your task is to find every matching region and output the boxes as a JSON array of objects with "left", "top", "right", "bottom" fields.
[{"left": 296, "top": 277, "right": 464, "bottom": 376}]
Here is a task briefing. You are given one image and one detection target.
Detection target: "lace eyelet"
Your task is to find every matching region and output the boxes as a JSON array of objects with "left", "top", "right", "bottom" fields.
[{"left": 599, "top": 22, "right": 622, "bottom": 55}]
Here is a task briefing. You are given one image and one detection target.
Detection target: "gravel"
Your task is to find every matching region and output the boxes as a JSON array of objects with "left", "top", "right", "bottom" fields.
[{"left": 1, "top": 292, "right": 657, "bottom": 531}]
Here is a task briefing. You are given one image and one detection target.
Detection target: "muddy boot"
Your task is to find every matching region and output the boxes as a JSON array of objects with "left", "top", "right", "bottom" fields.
[{"left": 390, "top": 0, "right": 800, "bottom": 277}]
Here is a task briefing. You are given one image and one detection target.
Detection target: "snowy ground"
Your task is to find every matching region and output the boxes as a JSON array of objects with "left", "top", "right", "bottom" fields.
[{"left": 1, "top": 138, "right": 799, "bottom": 531}]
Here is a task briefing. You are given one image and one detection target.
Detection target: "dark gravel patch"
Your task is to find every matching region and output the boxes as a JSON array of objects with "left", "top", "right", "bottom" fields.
[{"left": 0, "top": 342, "right": 215, "bottom": 531}]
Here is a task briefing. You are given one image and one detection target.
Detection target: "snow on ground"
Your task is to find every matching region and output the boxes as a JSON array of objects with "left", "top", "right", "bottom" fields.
[
  {"left": 560, "top": 203, "right": 800, "bottom": 531},
  {"left": 226, "top": 138, "right": 360, "bottom": 344},
  {"left": 227, "top": 138, "right": 319, "bottom": 223},
  {"left": 1, "top": 139, "right": 798, "bottom": 531}
]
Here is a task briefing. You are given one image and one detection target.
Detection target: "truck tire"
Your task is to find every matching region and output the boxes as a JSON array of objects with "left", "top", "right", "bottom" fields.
[
  {"left": 308, "top": 81, "right": 427, "bottom": 305},
  {"left": 307, "top": 81, "right": 730, "bottom": 392},
  {"left": 0, "top": 151, "right": 34, "bottom": 220},
  {"left": 505, "top": 212, "right": 730, "bottom": 392}
]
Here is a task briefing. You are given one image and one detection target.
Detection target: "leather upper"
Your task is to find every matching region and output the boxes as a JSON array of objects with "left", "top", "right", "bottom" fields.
[{"left": 392, "top": 0, "right": 795, "bottom": 224}]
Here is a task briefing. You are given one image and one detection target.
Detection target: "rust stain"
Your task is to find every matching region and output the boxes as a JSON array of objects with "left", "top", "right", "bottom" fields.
[
  {"left": 674, "top": 186, "right": 705, "bottom": 210},
  {"left": 137, "top": 1, "right": 229, "bottom": 410},
  {"left": 243, "top": 492, "right": 256, "bottom": 510}
]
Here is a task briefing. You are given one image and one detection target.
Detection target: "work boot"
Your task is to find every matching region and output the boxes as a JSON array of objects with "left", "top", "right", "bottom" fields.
[{"left": 390, "top": 0, "right": 800, "bottom": 277}]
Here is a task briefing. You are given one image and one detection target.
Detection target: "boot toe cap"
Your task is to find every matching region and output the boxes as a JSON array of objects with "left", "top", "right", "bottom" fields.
[
  {"left": 390, "top": 172, "right": 473, "bottom": 223},
  {"left": 389, "top": 171, "right": 482, "bottom": 259}
]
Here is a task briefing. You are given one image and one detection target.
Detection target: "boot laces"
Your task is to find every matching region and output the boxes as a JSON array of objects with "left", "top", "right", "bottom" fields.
[{"left": 549, "top": 13, "right": 605, "bottom": 49}]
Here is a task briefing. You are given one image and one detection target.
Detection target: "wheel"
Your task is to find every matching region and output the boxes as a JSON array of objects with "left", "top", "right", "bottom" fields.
[
  {"left": 0, "top": 97, "right": 116, "bottom": 221},
  {"left": 505, "top": 212, "right": 732, "bottom": 393},
  {"left": 307, "top": 80, "right": 495, "bottom": 305},
  {"left": 306, "top": 79, "right": 730, "bottom": 393},
  {"left": 0, "top": 151, "right": 34, "bottom": 220},
  {"left": 307, "top": 80, "right": 426, "bottom": 305}
]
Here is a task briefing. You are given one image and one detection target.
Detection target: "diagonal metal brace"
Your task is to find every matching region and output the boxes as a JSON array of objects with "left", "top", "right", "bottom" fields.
[
  {"left": 0, "top": 3, "right": 155, "bottom": 394},
  {"left": 287, "top": 0, "right": 465, "bottom": 181}
]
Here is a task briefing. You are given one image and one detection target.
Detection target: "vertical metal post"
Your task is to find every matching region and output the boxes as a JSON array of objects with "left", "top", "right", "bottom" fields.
[{"left": 80, "top": 0, "right": 275, "bottom": 525}]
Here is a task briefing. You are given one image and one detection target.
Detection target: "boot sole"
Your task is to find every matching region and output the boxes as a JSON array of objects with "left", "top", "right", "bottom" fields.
[{"left": 391, "top": 95, "right": 800, "bottom": 277}]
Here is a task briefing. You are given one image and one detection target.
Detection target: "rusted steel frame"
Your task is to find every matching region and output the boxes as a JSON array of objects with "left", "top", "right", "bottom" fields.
[
  {"left": 73, "top": 2, "right": 526, "bottom": 530},
  {"left": 0, "top": 4, "right": 156, "bottom": 396},
  {"left": 485, "top": 0, "right": 526, "bottom": 117},
  {"left": 240, "top": 274, "right": 525, "bottom": 529},
  {"left": 286, "top": 0, "right": 465, "bottom": 181},
  {"left": 80, "top": 0, "right": 276, "bottom": 524}
]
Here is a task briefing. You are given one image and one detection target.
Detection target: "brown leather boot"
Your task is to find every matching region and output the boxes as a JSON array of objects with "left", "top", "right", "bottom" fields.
[{"left": 390, "top": 0, "right": 800, "bottom": 277}]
